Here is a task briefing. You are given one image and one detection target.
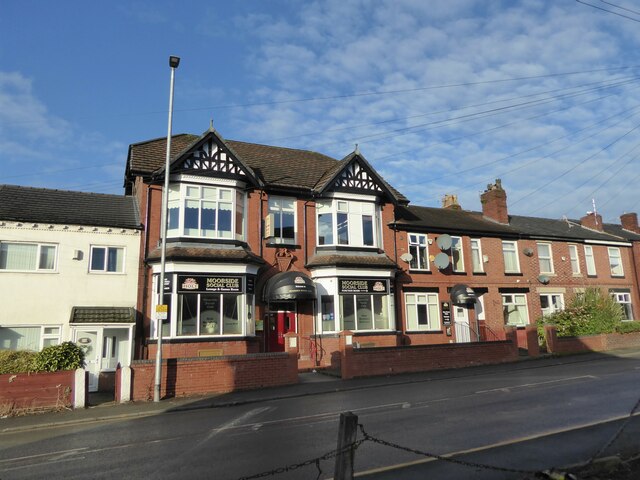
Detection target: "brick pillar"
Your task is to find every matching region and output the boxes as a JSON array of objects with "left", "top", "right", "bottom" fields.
[
  {"left": 284, "top": 332, "right": 299, "bottom": 356},
  {"left": 339, "top": 330, "right": 354, "bottom": 380},
  {"left": 525, "top": 325, "right": 540, "bottom": 357},
  {"left": 504, "top": 325, "right": 517, "bottom": 355},
  {"left": 544, "top": 325, "right": 558, "bottom": 353}
]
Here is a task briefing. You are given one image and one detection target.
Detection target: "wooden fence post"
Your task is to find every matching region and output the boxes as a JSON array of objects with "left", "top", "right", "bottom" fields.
[{"left": 334, "top": 411, "right": 359, "bottom": 480}]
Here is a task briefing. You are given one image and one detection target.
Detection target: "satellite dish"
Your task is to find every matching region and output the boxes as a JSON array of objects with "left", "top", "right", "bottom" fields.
[
  {"left": 434, "top": 253, "right": 450, "bottom": 270},
  {"left": 400, "top": 252, "right": 413, "bottom": 263},
  {"left": 538, "top": 275, "right": 550, "bottom": 285},
  {"left": 436, "top": 234, "right": 452, "bottom": 250},
  {"left": 523, "top": 248, "right": 534, "bottom": 257}
]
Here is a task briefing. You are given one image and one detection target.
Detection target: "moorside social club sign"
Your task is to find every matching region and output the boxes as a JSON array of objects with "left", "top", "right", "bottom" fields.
[{"left": 177, "top": 275, "right": 243, "bottom": 293}]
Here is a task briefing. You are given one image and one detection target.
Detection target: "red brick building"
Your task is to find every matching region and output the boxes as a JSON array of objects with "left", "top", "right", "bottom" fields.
[{"left": 124, "top": 128, "right": 640, "bottom": 370}]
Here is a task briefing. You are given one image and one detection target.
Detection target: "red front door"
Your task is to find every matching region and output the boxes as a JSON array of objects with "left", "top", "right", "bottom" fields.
[{"left": 267, "top": 310, "right": 296, "bottom": 352}]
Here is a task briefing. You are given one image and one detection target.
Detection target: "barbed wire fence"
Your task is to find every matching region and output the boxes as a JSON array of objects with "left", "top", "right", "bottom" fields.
[{"left": 237, "top": 394, "right": 640, "bottom": 480}]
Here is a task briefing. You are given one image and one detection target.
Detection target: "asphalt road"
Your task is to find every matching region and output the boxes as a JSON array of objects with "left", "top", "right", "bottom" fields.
[{"left": 2, "top": 351, "right": 640, "bottom": 479}]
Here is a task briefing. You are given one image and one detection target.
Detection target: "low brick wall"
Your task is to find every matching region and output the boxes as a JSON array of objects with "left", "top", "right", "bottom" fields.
[
  {"left": 340, "top": 329, "right": 519, "bottom": 379},
  {"left": 544, "top": 326, "right": 640, "bottom": 354},
  {"left": 127, "top": 352, "right": 298, "bottom": 402},
  {"left": 146, "top": 338, "right": 259, "bottom": 359},
  {"left": 0, "top": 370, "right": 76, "bottom": 411}
]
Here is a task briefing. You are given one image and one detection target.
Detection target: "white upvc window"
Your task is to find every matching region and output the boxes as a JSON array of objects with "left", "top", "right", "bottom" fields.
[
  {"left": 612, "top": 292, "right": 634, "bottom": 320},
  {"left": 540, "top": 293, "right": 564, "bottom": 317},
  {"left": 537, "top": 243, "right": 554, "bottom": 274},
  {"left": 89, "top": 246, "right": 125, "bottom": 273},
  {"left": 268, "top": 196, "right": 296, "bottom": 244},
  {"left": 568, "top": 245, "right": 580, "bottom": 274},
  {"left": 584, "top": 245, "right": 597, "bottom": 275},
  {"left": 317, "top": 199, "right": 377, "bottom": 247},
  {"left": 502, "top": 294, "right": 529, "bottom": 326},
  {"left": 0, "top": 325, "right": 61, "bottom": 351},
  {"left": 608, "top": 247, "right": 624, "bottom": 277},
  {"left": 502, "top": 241, "right": 520, "bottom": 273},
  {"left": 405, "top": 293, "right": 440, "bottom": 331},
  {"left": 167, "top": 183, "right": 244, "bottom": 240},
  {"left": 451, "top": 236, "right": 464, "bottom": 272},
  {"left": 471, "top": 239, "right": 483, "bottom": 273},
  {"left": 408, "top": 233, "right": 429, "bottom": 270},
  {"left": 0, "top": 242, "right": 57, "bottom": 272}
]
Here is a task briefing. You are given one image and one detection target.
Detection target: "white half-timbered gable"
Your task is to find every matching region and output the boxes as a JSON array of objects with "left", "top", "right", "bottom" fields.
[{"left": 332, "top": 160, "right": 384, "bottom": 193}]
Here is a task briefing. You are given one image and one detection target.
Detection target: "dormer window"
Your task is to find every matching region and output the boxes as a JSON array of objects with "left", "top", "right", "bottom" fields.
[
  {"left": 317, "top": 199, "right": 377, "bottom": 247},
  {"left": 167, "top": 183, "right": 245, "bottom": 240}
]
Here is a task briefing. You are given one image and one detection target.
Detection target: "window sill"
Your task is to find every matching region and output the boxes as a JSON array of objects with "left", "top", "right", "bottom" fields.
[
  {"left": 266, "top": 242, "right": 300, "bottom": 249},
  {"left": 504, "top": 272, "right": 523, "bottom": 276},
  {"left": 147, "top": 335, "right": 257, "bottom": 344},
  {"left": 408, "top": 269, "right": 431, "bottom": 274},
  {"left": 405, "top": 330, "right": 444, "bottom": 334},
  {"left": 472, "top": 271, "right": 486, "bottom": 276}
]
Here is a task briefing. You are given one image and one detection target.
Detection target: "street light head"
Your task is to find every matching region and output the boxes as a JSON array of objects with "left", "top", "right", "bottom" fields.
[{"left": 169, "top": 56, "right": 180, "bottom": 68}]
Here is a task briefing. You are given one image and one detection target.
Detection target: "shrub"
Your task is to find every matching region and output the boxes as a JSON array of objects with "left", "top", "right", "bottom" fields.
[
  {"left": 31, "top": 342, "right": 85, "bottom": 372},
  {"left": 615, "top": 321, "right": 640, "bottom": 334},
  {"left": 0, "top": 350, "right": 38, "bottom": 374}
]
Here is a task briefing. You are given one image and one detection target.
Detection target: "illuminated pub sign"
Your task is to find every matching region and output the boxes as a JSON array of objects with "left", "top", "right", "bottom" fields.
[
  {"left": 177, "top": 275, "right": 243, "bottom": 293},
  {"left": 338, "top": 278, "right": 389, "bottom": 295}
]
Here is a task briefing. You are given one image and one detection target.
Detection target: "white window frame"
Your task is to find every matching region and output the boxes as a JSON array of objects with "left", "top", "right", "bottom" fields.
[
  {"left": 405, "top": 292, "right": 440, "bottom": 331},
  {"left": 584, "top": 245, "right": 597, "bottom": 276},
  {"left": 339, "top": 293, "right": 392, "bottom": 332},
  {"left": 608, "top": 247, "right": 624, "bottom": 277},
  {"left": 316, "top": 199, "right": 378, "bottom": 248},
  {"left": 470, "top": 239, "right": 483, "bottom": 273},
  {"left": 502, "top": 293, "right": 529, "bottom": 326},
  {"left": 0, "top": 242, "right": 57, "bottom": 272},
  {"left": 408, "top": 233, "right": 429, "bottom": 271},
  {"left": 451, "top": 236, "right": 465, "bottom": 272},
  {"left": 89, "top": 246, "right": 126, "bottom": 273},
  {"left": 502, "top": 241, "right": 521, "bottom": 273},
  {"left": 0, "top": 325, "right": 61, "bottom": 351},
  {"left": 167, "top": 183, "right": 244, "bottom": 241},
  {"left": 540, "top": 293, "right": 564, "bottom": 317},
  {"left": 612, "top": 292, "right": 634, "bottom": 320},
  {"left": 268, "top": 196, "right": 296, "bottom": 244},
  {"left": 568, "top": 245, "right": 580, "bottom": 274},
  {"left": 537, "top": 242, "right": 554, "bottom": 274}
]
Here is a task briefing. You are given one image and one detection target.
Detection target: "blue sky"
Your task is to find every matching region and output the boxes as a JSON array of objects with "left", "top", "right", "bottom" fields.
[{"left": 2, "top": 0, "right": 640, "bottom": 223}]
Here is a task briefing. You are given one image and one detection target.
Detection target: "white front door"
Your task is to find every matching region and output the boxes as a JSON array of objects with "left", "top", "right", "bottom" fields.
[
  {"left": 74, "top": 329, "right": 100, "bottom": 392},
  {"left": 454, "top": 306, "right": 472, "bottom": 343}
]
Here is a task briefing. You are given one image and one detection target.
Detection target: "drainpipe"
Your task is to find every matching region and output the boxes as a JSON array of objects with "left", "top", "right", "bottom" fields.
[
  {"left": 140, "top": 183, "right": 153, "bottom": 359},
  {"left": 259, "top": 189, "right": 264, "bottom": 258}
]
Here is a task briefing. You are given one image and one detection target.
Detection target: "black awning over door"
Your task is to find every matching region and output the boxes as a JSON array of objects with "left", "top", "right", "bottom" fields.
[
  {"left": 450, "top": 284, "right": 478, "bottom": 305},
  {"left": 263, "top": 271, "right": 317, "bottom": 302}
]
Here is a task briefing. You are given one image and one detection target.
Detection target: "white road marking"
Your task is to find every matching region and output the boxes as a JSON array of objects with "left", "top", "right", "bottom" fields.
[{"left": 475, "top": 375, "right": 597, "bottom": 394}]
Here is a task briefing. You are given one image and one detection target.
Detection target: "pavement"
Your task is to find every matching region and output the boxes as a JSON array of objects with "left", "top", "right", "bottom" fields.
[{"left": 0, "top": 351, "right": 635, "bottom": 434}]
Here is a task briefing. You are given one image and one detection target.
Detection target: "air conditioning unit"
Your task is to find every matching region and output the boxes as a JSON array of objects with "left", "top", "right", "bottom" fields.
[{"left": 264, "top": 213, "right": 274, "bottom": 238}]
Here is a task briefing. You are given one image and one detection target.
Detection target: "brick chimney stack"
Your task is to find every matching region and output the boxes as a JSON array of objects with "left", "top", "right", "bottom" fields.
[
  {"left": 620, "top": 212, "right": 640, "bottom": 233},
  {"left": 580, "top": 212, "right": 604, "bottom": 232},
  {"left": 442, "top": 194, "right": 461, "bottom": 210},
  {"left": 480, "top": 179, "right": 509, "bottom": 224}
]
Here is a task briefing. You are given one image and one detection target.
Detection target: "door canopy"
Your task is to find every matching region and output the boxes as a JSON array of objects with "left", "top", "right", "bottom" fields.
[
  {"left": 264, "top": 271, "right": 316, "bottom": 302},
  {"left": 450, "top": 284, "right": 478, "bottom": 306}
]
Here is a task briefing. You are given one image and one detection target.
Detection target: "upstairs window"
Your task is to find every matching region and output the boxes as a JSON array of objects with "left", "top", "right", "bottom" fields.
[
  {"left": 0, "top": 242, "right": 56, "bottom": 271},
  {"left": 268, "top": 197, "right": 296, "bottom": 244},
  {"left": 608, "top": 247, "right": 623, "bottom": 277},
  {"left": 537, "top": 243, "right": 554, "bottom": 274},
  {"left": 317, "top": 199, "right": 377, "bottom": 247},
  {"left": 502, "top": 241, "right": 520, "bottom": 273},
  {"left": 451, "top": 236, "right": 464, "bottom": 272},
  {"left": 167, "top": 184, "right": 244, "bottom": 240},
  {"left": 584, "top": 245, "right": 597, "bottom": 276},
  {"left": 568, "top": 245, "right": 580, "bottom": 274},
  {"left": 470, "top": 239, "right": 483, "bottom": 273},
  {"left": 90, "top": 246, "right": 125, "bottom": 273},
  {"left": 408, "top": 234, "right": 429, "bottom": 270}
]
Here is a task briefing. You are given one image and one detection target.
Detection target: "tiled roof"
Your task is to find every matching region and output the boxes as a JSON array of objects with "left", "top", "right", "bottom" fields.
[
  {"left": 70, "top": 306, "right": 136, "bottom": 324},
  {"left": 509, "top": 215, "right": 626, "bottom": 242},
  {"left": 147, "top": 244, "right": 265, "bottom": 265},
  {"left": 602, "top": 223, "right": 640, "bottom": 241},
  {"left": 393, "top": 205, "right": 519, "bottom": 236},
  {"left": 127, "top": 134, "right": 199, "bottom": 175},
  {"left": 0, "top": 184, "right": 141, "bottom": 229},
  {"left": 307, "top": 251, "right": 397, "bottom": 269}
]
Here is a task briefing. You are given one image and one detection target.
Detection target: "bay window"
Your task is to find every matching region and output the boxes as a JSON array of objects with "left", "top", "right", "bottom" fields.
[
  {"left": 178, "top": 292, "right": 244, "bottom": 336},
  {"left": 340, "top": 294, "right": 390, "bottom": 331},
  {"left": 0, "top": 242, "right": 56, "bottom": 271},
  {"left": 167, "top": 183, "right": 244, "bottom": 240},
  {"left": 317, "top": 199, "right": 377, "bottom": 247}
]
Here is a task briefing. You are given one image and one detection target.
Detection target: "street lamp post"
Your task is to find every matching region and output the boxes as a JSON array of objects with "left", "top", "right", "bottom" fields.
[{"left": 154, "top": 55, "right": 180, "bottom": 403}]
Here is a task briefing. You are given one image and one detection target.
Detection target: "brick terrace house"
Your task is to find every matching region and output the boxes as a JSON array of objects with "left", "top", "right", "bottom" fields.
[
  {"left": 391, "top": 181, "right": 640, "bottom": 348},
  {"left": 0, "top": 185, "right": 141, "bottom": 391},
  {"left": 124, "top": 127, "right": 408, "bottom": 369}
]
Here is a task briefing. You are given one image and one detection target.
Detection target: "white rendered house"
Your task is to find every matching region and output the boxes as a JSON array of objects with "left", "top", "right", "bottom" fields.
[{"left": 0, "top": 185, "right": 141, "bottom": 392}]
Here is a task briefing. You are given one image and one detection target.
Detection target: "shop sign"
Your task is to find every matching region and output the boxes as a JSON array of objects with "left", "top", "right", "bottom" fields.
[
  {"left": 441, "top": 301, "right": 451, "bottom": 326},
  {"left": 339, "top": 278, "right": 389, "bottom": 294},
  {"left": 177, "top": 275, "right": 243, "bottom": 293}
]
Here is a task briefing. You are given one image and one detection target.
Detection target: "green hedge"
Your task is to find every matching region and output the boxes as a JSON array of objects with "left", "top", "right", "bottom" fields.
[{"left": 0, "top": 342, "right": 85, "bottom": 374}]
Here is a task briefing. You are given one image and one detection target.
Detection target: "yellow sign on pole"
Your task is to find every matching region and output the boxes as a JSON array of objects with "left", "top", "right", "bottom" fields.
[{"left": 155, "top": 304, "right": 168, "bottom": 320}]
